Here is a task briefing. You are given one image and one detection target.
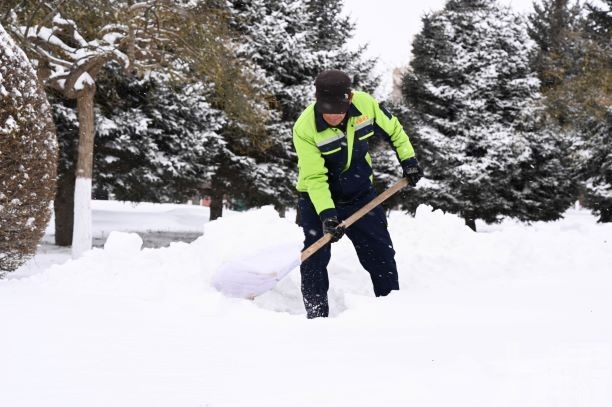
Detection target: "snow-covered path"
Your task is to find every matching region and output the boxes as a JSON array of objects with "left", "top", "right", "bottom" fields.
[{"left": 1, "top": 205, "right": 611, "bottom": 406}]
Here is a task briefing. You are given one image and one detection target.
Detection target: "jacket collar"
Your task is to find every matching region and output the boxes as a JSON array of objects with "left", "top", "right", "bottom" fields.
[{"left": 315, "top": 103, "right": 362, "bottom": 133}]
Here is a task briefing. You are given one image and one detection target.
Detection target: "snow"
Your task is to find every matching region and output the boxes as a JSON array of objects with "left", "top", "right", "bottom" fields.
[
  {"left": 15, "top": 13, "right": 132, "bottom": 94},
  {"left": 1, "top": 115, "right": 17, "bottom": 132},
  {"left": 89, "top": 200, "right": 211, "bottom": 235},
  {"left": 0, "top": 26, "right": 16, "bottom": 58},
  {"left": 102, "top": 32, "right": 123, "bottom": 45},
  {"left": 52, "top": 13, "right": 73, "bottom": 27},
  {"left": 27, "top": 26, "right": 77, "bottom": 55},
  {"left": 103, "top": 231, "right": 143, "bottom": 255},
  {"left": 2, "top": 202, "right": 611, "bottom": 406},
  {"left": 73, "top": 72, "right": 94, "bottom": 91}
]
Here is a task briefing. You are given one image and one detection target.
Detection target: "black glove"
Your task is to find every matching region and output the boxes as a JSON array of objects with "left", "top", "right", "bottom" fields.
[
  {"left": 322, "top": 217, "right": 345, "bottom": 243},
  {"left": 401, "top": 157, "right": 423, "bottom": 186}
]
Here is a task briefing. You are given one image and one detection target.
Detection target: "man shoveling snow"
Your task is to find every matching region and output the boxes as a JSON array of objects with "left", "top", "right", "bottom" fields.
[{"left": 292, "top": 69, "right": 423, "bottom": 318}]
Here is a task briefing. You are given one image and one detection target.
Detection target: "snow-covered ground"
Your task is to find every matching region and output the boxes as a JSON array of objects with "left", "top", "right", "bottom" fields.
[{"left": 2, "top": 201, "right": 611, "bottom": 407}]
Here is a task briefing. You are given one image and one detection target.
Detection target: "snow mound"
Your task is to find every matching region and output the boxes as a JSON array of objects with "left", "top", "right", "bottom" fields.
[
  {"left": 1, "top": 205, "right": 611, "bottom": 406},
  {"left": 103, "top": 231, "right": 143, "bottom": 255},
  {"left": 413, "top": 203, "right": 470, "bottom": 232},
  {"left": 5, "top": 204, "right": 612, "bottom": 316}
]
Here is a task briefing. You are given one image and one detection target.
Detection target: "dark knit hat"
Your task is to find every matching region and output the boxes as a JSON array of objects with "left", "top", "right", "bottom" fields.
[{"left": 314, "top": 70, "right": 352, "bottom": 114}]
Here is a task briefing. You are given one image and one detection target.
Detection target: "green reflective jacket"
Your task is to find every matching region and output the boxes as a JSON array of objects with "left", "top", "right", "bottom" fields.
[{"left": 293, "top": 90, "right": 416, "bottom": 217}]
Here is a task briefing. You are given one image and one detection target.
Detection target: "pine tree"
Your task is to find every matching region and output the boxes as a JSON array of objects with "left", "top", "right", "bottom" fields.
[
  {"left": 6, "top": 0, "right": 268, "bottom": 243},
  {"left": 577, "top": 0, "right": 612, "bottom": 222},
  {"left": 92, "top": 65, "right": 228, "bottom": 203},
  {"left": 402, "top": 0, "right": 574, "bottom": 230},
  {"left": 370, "top": 101, "right": 424, "bottom": 212},
  {"left": 227, "top": 0, "right": 379, "bottom": 217},
  {"left": 305, "top": 0, "right": 379, "bottom": 93},
  {"left": 225, "top": 0, "right": 316, "bottom": 216},
  {"left": 580, "top": 112, "right": 612, "bottom": 222},
  {"left": 528, "top": 1, "right": 583, "bottom": 87},
  {"left": 0, "top": 23, "right": 57, "bottom": 274},
  {"left": 90, "top": 61, "right": 268, "bottom": 221},
  {"left": 528, "top": 0, "right": 587, "bottom": 127},
  {"left": 584, "top": 0, "right": 611, "bottom": 43},
  {"left": 528, "top": 0, "right": 611, "bottom": 222}
]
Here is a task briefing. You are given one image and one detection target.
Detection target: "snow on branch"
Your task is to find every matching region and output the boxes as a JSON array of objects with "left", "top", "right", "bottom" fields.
[
  {"left": 10, "top": 1, "right": 217, "bottom": 99},
  {"left": 14, "top": 12, "right": 130, "bottom": 98}
]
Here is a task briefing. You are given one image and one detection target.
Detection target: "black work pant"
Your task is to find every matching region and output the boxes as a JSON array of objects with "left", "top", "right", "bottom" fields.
[{"left": 298, "top": 188, "right": 399, "bottom": 318}]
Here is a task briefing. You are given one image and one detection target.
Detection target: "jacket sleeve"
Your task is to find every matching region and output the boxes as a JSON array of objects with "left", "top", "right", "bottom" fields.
[
  {"left": 371, "top": 96, "right": 415, "bottom": 163},
  {"left": 293, "top": 125, "right": 337, "bottom": 219}
]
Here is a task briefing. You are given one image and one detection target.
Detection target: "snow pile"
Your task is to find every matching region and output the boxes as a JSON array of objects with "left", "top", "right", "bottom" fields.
[
  {"left": 1, "top": 205, "right": 611, "bottom": 407},
  {"left": 90, "top": 200, "right": 212, "bottom": 235},
  {"left": 103, "top": 231, "right": 143, "bottom": 255}
]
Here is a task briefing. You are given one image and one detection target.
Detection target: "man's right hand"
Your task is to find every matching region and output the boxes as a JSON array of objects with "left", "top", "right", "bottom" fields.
[
  {"left": 322, "top": 217, "right": 345, "bottom": 243},
  {"left": 402, "top": 157, "right": 423, "bottom": 186}
]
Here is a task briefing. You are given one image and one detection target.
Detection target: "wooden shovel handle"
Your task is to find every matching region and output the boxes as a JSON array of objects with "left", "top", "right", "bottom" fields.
[{"left": 300, "top": 178, "right": 409, "bottom": 263}]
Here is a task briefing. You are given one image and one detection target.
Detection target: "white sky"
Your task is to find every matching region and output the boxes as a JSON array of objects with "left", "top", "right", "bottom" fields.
[{"left": 342, "top": 0, "right": 538, "bottom": 96}]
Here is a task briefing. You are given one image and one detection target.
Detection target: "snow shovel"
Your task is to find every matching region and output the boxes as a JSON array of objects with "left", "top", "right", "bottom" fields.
[{"left": 212, "top": 178, "right": 410, "bottom": 299}]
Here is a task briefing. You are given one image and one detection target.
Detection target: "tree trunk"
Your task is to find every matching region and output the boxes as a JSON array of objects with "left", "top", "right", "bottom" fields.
[
  {"left": 210, "top": 181, "right": 224, "bottom": 221},
  {"left": 71, "top": 88, "right": 95, "bottom": 258},
  {"left": 54, "top": 171, "right": 75, "bottom": 246},
  {"left": 275, "top": 205, "right": 286, "bottom": 218},
  {"left": 464, "top": 217, "right": 477, "bottom": 232}
]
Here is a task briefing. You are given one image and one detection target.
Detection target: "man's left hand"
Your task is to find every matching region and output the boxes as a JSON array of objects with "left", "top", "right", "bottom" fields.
[{"left": 402, "top": 157, "right": 423, "bottom": 186}]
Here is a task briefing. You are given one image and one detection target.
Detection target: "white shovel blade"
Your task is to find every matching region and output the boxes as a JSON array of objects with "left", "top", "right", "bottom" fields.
[{"left": 212, "top": 243, "right": 301, "bottom": 299}]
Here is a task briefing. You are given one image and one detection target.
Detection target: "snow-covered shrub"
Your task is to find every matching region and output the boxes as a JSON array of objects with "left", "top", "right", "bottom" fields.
[{"left": 0, "top": 24, "right": 57, "bottom": 274}]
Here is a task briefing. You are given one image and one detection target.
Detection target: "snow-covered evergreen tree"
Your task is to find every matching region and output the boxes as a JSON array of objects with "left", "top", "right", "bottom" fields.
[
  {"left": 6, "top": 0, "right": 268, "bottom": 240},
  {"left": 305, "top": 0, "right": 379, "bottom": 93},
  {"left": 579, "top": 112, "right": 612, "bottom": 222},
  {"left": 92, "top": 65, "right": 228, "bottom": 203},
  {"left": 528, "top": 1, "right": 583, "bottom": 89},
  {"left": 402, "top": 0, "right": 574, "bottom": 230},
  {"left": 528, "top": 0, "right": 611, "bottom": 222},
  {"left": 225, "top": 0, "right": 313, "bottom": 214},
  {"left": 306, "top": 0, "right": 401, "bottom": 202},
  {"left": 91, "top": 61, "right": 267, "bottom": 221},
  {"left": 0, "top": 24, "right": 57, "bottom": 274},
  {"left": 528, "top": 0, "right": 592, "bottom": 129},
  {"left": 576, "top": 0, "right": 612, "bottom": 222},
  {"left": 370, "top": 101, "right": 424, "bottom": 212},
  {"left": 227, "top": 0, "right": 379, "bottom": 215}
]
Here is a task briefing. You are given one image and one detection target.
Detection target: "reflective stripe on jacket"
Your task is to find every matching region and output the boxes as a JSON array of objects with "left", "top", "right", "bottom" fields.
[{"left": 292, "top": 90, "right": 416, "bottom": 217}]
